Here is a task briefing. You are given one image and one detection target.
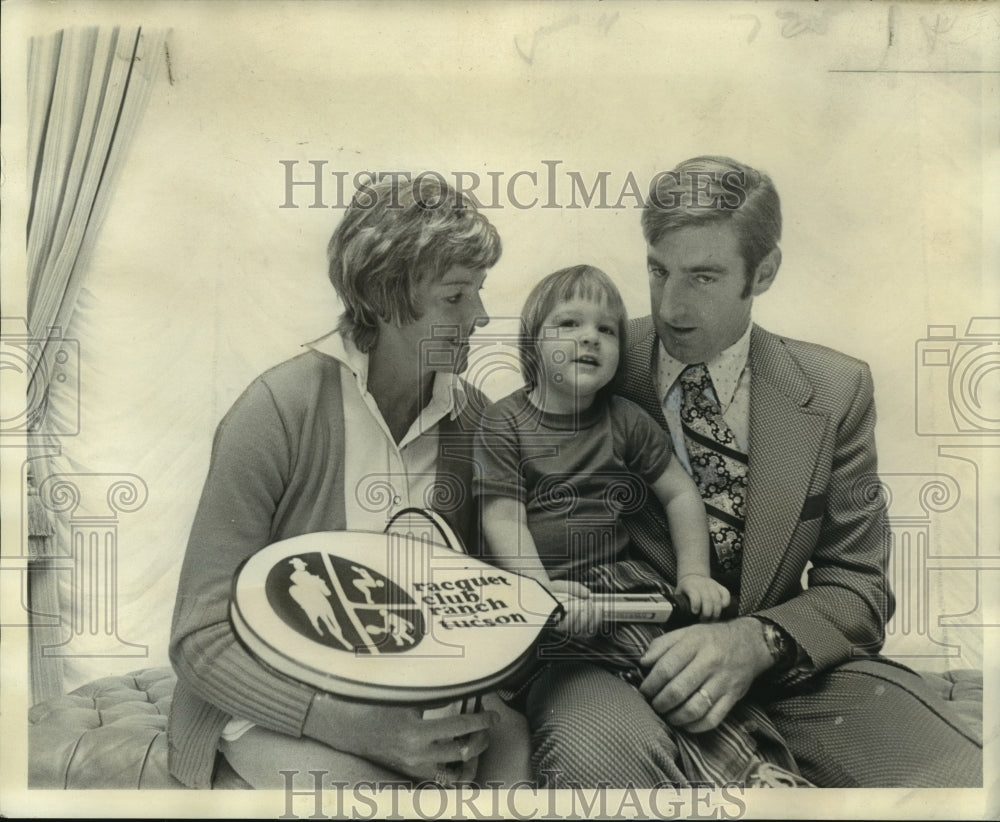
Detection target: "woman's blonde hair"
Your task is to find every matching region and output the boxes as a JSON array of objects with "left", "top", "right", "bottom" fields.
[{"left": 327, "top": 175, "right": 501, "bottom": 352}]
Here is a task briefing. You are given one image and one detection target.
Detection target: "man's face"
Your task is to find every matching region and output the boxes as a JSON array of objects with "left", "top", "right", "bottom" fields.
[{"left": 647, "top": 222, "right": 770, "bottom": 364}]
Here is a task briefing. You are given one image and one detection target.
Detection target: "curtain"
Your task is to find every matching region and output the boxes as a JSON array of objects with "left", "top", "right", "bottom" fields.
[{"left": 26, "top": 25, "right": 166, "bottom": 704}]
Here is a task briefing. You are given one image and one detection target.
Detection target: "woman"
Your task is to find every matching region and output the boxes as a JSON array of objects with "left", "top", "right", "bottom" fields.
[{"left": 168, "top": 175, "right": 528, "bottom": 789}]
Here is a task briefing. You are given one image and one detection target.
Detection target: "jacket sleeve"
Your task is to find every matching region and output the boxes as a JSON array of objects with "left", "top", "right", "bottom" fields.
[
  {"left": 168, "top": 378, "right": 318, "bottom": 736},
  {"left": 753, "top": 363, "right": 895, "bottom": 677}
]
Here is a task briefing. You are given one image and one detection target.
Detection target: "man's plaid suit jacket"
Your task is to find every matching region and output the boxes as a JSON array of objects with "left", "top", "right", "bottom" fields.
[{"left": 618, "top": 317, "right": 894, "bottom": 676}]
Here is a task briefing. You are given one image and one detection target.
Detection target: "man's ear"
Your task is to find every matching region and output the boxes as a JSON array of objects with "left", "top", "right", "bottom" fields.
[{"left": 750, "top": 247, "right": 781, "bottom": 297}]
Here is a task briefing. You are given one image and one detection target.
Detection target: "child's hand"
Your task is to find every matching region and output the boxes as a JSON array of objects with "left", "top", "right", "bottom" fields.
[
  {"left": 548, "top": 579, "right": 601, "bottom": 637},
  {"left": 676, "top": 574, "right": 731, "bottom": 620}
]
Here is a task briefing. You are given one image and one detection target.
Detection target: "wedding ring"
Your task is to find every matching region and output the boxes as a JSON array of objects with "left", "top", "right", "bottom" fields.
[{"left": 697, "top": 687, "right": 714, "bottom": 710}]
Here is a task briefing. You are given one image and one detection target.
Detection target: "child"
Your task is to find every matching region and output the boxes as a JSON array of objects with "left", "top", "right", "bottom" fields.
[
  {"left": 477, "top": 264, "right": 729, "bottom": 651},
  {"left": 474, "top": 265, "right": 808, "bottom": 787}
]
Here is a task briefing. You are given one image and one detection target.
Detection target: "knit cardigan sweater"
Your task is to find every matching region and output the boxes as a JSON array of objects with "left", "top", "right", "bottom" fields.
[{"left": 167, "top": 349, "right": 483, "bottom": 788}]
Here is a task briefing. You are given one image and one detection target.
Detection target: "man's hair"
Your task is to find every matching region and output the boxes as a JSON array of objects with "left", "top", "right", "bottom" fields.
[
  {"left": 327, "top": 175, "right": 501, "bottom": 352},
  {"left": 519, "top": 264, "right": 629, "bottom": 395},
  {"left": 642, "top": 156, "right": 781, "bottom": 293}
]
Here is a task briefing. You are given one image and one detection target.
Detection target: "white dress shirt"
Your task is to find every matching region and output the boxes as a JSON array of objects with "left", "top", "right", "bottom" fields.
[
  {"left": 307, "top": 330, "right": 467, "bottom": 532},
  {"left": 655, "top": 322, "right": 753, "bottom": 472}
]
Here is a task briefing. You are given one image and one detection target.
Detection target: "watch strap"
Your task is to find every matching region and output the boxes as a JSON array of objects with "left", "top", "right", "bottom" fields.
[{"left": 751, "top": 616, "right": 797, "bottom": 671}]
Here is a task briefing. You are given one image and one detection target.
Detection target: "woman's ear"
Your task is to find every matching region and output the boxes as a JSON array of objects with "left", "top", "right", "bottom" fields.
[{"left": 751, "top": 247, "right": 781, "bottom": 297}]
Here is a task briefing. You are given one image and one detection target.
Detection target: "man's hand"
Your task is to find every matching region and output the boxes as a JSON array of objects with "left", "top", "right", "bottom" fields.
[{"left": 638, "top": 617, "right": 773, "bottom": 732}]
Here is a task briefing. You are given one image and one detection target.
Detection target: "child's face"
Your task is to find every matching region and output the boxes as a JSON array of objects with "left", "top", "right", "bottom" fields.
[{"left": 534, "top": 295, "right": 620, "bottom": 410}]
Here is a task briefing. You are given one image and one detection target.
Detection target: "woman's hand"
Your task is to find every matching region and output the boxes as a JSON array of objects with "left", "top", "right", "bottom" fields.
[
  {"left": 676, "top": 574, "right": 731, "bottom": 620},
  {"left": 547, "top": 579, "right": 601, "bottom": 637},
  {"left": 304, "top": 692, "right": 498, "bottom": 785}
]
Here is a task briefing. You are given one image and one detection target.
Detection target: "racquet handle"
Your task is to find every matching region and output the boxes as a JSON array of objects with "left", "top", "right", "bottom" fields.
[{"left": 554, "top": 591, "right": 696, "bottom": 626}]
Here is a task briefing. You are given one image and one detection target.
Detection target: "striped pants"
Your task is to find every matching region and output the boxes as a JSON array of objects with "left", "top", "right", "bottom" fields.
[
  {"left": 519, "top": 560, "right": 810, "bottom": 788},
  {"left": 525, "top": 656, "right": 982, "bottom": 788},
  {"left": 520, "top": 562, "right": 982, "bottom": 788}
]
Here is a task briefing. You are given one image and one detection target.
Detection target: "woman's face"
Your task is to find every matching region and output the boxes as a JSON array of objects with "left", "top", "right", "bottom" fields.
[{"left": 380, "top": 264, "right": 490, "bottom": 375}]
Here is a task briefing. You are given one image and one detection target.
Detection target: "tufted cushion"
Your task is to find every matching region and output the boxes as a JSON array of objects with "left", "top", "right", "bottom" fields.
[
  {"left": 29, "top": 666, "right": 982, "bottom": 788},
  {"left": 913, "top": 668, "right": 984, "bottom": 744},
  {"left": 29, "top": 668, "right": 181, "bottom": 789},
  {"left": 28, "top": 668, "right": 250, "bottom": 789}
]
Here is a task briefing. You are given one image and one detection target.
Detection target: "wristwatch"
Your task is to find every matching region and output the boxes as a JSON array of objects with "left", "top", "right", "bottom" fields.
[{"left": 751, "top": 616, "right": 798, "bottom": 671}]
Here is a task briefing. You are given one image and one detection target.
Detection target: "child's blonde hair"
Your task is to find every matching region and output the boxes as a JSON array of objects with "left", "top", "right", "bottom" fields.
[{"left": 519, "top": 264, "right": 629, "bottom": 393}]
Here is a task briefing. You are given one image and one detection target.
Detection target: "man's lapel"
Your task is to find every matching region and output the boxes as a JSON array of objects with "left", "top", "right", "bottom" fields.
[
  {"left": 622, "top": 317, "right": 669, "bottom": 428},
  {"left": 739, "top": 325, "right": 828, "bottom": 613}
]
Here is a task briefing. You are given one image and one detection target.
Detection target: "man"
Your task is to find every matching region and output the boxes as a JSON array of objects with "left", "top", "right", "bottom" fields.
[{"left": 526, "top": 156, "right": 982, "bottom": 787}]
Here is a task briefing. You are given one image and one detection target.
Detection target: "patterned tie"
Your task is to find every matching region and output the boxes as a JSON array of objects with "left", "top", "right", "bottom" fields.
[{"left": 679, "top": 363, "right": 747, "bottom": 594}]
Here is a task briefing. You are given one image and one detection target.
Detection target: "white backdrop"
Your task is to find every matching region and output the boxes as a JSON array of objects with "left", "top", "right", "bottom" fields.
[{"left": 2, "top": 0, "right": 997, "bottom": 763}]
